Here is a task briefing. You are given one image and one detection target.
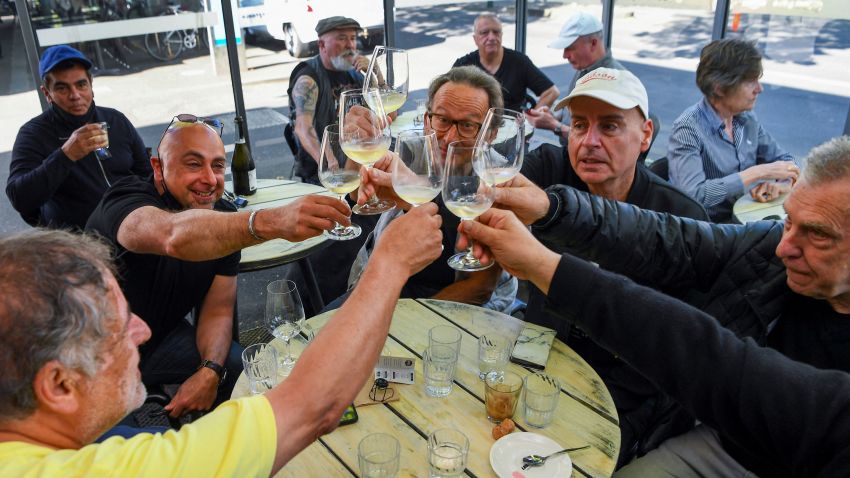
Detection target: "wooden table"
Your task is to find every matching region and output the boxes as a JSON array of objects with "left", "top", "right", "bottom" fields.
[
  {"left": 233, "top": 299, "right": 621, "bottom": 478},
  {"left": 733, "top": 191, "right": 787, "bottom": 223},
  {"left": 230, "top": 178, "right": 335, "bottom": 313}
]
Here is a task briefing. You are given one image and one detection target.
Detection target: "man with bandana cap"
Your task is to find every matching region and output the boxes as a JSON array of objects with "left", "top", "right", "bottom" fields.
[
  {"left": 286, "top": 16, "right": 369, "bottom": 184},
  {"left": 7, "top": 45, "right": 151, "bottom": 229}
]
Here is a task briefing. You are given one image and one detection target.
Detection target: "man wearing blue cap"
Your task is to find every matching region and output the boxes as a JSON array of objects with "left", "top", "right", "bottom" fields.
[{"left": 6, "top": 45, "right": 151, "bottom": 230}]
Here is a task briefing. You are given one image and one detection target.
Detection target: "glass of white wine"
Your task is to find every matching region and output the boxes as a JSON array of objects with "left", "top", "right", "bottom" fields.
[
  {"left": 442, "top": 139, "right": 494, "bottom": 272},
  {"left": 392, "top": 130, "right": 442, "bottom": 208},
  {"left": 265, "top": 280, "right": 305, "bottom": 370},
  {"left": 363, "top": 46, "right": 409, "bottom": 115},
  {"left": 473, "top": 108, "right": 525, "bottom": 186},
  {"left": 339, "top": 88, "right": 395, "bottom": 215},
  {"left": 318, "top": 124, "right": 362, "bottom": 240}
]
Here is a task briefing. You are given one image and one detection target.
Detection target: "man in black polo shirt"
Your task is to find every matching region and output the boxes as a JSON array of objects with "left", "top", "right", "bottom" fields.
[
  {"left": 87, "top": 116, "right": 351, "bottom": 418},
  {"left": 453, "top": 13, "right": 558, "bottom": 112},
  {"left": 521, "top": 67, "right": 708, "bottom": 466}
]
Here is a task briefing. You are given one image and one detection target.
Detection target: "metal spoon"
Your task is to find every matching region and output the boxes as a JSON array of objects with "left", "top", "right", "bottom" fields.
[{"left": 521, "top": 446, "right": 590, "bottom": 470}]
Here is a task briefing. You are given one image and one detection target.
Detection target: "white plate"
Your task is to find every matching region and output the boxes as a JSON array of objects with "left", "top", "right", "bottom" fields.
[{"left": 489, "top": 432, "right": 572, "bottom": 478}]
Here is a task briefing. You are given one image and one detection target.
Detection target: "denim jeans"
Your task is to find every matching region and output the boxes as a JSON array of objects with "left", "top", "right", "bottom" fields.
[{"left": 140, "top": 320, "right": 243, "bottom": 406}]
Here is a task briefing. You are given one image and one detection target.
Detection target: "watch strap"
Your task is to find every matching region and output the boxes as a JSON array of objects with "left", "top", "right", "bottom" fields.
[{"left": 199, "top": 359, "right": 227, "bottom": 385}]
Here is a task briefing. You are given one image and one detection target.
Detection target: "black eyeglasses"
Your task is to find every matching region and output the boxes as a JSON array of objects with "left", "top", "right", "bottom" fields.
[
  {"left": 426, "top": 113, "right": 482, "bottom": 139},
  {"left": 157, "top": 114, "right": 224, "bottom": 156},
  {"left": 369, "top": 378, "right": 395, "bottom": 403}
]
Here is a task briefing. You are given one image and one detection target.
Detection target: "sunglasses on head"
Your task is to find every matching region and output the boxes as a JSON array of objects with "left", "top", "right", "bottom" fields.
[{"left": 157, "top": 114, "right": 224, "bottom": 156}]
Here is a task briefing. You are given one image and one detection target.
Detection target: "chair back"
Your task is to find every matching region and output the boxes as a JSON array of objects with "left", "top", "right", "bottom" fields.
[
  {"left": 648, "top": 156, "right": 669, "bottom": 181},
  {"left": 638, "top": 112, "right": 661, "bottom": 164}
]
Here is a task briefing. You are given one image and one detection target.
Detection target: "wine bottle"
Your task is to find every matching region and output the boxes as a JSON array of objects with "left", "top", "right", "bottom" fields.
[{"left": 231, "top": 116, "right": 257, "bottom": 196}]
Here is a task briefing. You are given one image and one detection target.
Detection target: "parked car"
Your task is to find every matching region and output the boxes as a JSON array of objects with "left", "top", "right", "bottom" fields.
[{"left": 261, "top": 0, "right": 384, "bottom": 57}]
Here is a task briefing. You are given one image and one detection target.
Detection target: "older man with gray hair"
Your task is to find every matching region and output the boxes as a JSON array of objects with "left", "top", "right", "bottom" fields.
[
  {"left": 526, "top": 12, "right": 625, "bottom": 139},
  {"left": 488, "top": 133, "right": 850, "bottom": 475},
  {"left": 0, "top": 202, "right": 442, "bottom": 475}
]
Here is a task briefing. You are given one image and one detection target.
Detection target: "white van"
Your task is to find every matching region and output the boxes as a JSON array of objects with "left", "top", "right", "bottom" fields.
[{"left": 262, "top": 0, "right": 385, "bottom": 57}]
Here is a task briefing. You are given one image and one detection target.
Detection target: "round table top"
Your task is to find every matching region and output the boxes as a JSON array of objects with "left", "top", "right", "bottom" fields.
[
  {"left": 733, "top": 191, "right": 788, "bottom": 223},
  {"left": 233, "top": 299, "right": 620, "bottom": 478},
  {"left": 228, "top": 179, "right": 335, "bottom": 271}
]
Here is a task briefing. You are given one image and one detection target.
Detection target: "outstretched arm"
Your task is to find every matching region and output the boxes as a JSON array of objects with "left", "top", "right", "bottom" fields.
[{"left": 266, "top": 203, "right": 444, "bottom": 473}]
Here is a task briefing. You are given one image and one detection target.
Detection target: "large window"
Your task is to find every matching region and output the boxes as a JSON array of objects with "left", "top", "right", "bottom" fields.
[{"left": 726, "top": 0, "right": 850, "bottom": 157}]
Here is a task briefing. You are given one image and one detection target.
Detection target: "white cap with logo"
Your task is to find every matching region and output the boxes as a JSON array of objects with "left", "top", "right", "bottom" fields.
[
  {"left": 548, "top": 12, "right": 603, "bottom": 49},
  {"left": 553, "top": 67, "right": 649, "bottom": 119}
]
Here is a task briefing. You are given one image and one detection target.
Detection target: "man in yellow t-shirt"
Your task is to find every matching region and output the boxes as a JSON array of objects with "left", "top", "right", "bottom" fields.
[{"left": 0, "top": 204, "right": 443, "bottom": 476}]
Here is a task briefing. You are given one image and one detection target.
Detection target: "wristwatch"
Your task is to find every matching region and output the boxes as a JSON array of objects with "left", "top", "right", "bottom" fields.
[{"left": 199, "top": 359, "right": 227, "bottom": 385}]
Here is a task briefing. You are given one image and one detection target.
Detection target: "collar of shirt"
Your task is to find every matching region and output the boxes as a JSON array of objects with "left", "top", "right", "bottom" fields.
[
  {"left": 697, "top": 97, "right": 749, "bottom": 142},
  {"left": 580, "top": 52, "right": 614, "bottom": 77}
]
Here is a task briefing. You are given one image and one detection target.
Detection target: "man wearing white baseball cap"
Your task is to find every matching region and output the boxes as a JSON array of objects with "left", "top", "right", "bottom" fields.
[
  {"left": 526, "top": 12, "right": 625, "bottom": 139},
  {"left": 519, "top": 66, "right": 708, "bottom": 466}
]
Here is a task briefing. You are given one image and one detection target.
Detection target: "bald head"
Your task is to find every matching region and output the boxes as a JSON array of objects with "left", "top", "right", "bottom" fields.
[{"left": 153, "top": 123, "right": 227, "bottom": 209}]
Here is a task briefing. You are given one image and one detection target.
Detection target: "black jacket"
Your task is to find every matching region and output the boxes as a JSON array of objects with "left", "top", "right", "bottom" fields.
[
  {"left": 534, "top": 186, "right": 850, "bottom": 473},
  {"left": 7, "top": 105, "right": 150, "bottom": 229},
  {"left": 546, "top": 253, "right": 850, "bottom": 478}
]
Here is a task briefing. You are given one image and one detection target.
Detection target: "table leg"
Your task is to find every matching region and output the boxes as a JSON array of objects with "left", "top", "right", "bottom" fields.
[{"left": 297, "top": 257, "right": 325, "bottom": 315}]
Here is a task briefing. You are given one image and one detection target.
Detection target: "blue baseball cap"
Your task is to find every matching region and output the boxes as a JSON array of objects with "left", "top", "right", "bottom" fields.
[{"left": 39, "top": 45, "right": 93, "bottom": 79}]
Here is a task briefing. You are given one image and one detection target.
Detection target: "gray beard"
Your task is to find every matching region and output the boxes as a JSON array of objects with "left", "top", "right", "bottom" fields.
[{"left": 330, "top": 54, "right": 355, "bottom": 71}]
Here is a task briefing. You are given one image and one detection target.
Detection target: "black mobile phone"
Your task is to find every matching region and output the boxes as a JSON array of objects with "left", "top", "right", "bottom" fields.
[
  {"left": 339, "top": 404, "right": 358, "bottom": 426},
  {"left": 233, "top": 197, "right": 249, "bottom": 208}
]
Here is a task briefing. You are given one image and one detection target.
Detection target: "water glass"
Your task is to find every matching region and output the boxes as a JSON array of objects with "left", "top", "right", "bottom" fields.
[
  {"left": 241, "top": 343, "right": 278, "bottom": 395},
  {"left": 428, "top": 325, "right": 462, "bottom": 356},
  {"left": 478, "top": 334, "right": 510, "bottom": 380},
  {"left": 485, "top": 370, "right": 523, "bottom": 423},
  {"left": 428, "top": 428, "right": 469, "bottom": 478},
  {"left": 94, "top": 121, "right": 112, "bottom": 160},
  {"left": 523, "top": 373, "right": 561, "bottom": 428},
  {"left": 358, "top": 433, "right": 400, "bottom": 478},
  {"left": 423, "top": 344, "right": 457, "bottom": 398}
]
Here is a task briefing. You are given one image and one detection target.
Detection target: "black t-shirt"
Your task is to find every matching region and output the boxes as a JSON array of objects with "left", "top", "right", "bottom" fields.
[
  {"left": 86, "top": 175, "right": 240, "bottom": 354},
  {"left": 401, "top": 196, "right": 460, "bottom": 298},
  {"left": 453, "top": 48, "right": 554, "bottom": 112}
]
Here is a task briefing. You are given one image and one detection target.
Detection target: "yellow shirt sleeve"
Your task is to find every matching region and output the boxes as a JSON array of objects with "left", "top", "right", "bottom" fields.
[{"left": 0, "top": 395, "right": 277, "bottom": 478}]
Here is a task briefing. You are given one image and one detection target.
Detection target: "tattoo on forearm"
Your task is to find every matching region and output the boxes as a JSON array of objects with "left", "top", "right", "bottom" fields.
[{"left": 293, "top": 76, "right": 318, "bottom": 116}]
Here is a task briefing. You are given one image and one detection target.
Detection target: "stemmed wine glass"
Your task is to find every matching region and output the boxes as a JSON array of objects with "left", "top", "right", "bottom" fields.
[
  {"left": 339, "top": 88, "right": 395, "bottom": 215},
  {"left": 265, "top": 280, "right": 305, "bottom": 370},
  {"left": 392, "top": 130, "right": 442, "bottom": 207},
  {"left": 473, "top": 108, "right": 525, "bottom": 185},
  {"left": 318, "top": 124, "right": 362, "bottom": 240},
  {"left": 362, "top": 46, "right": 409, "bottom": 115},
  {"left": 442, "top": 139, "right": 494, "bottom": 271}
]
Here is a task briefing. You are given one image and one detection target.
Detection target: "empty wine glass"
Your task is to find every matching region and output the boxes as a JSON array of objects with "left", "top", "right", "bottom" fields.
[
  {"left": 363, "top": 46, "right": 409, "bottom": 115},
  {"left": 473, "top": 108, "right": 525, "bottom": 186},
  {"left": 392, "top": 130, "right": 442, "bottom": 208},
  {"left": 442, "top": 139, "right": 494, "bottom": 272},
  {"left": 318, "top": 124, "right": 362, "bottom": 240},
  {"left": 339, "top": 88, "right": 395, "bottom": 215},
  {"left": 265, "top": 280, "right": 305, "bottom": 370}
]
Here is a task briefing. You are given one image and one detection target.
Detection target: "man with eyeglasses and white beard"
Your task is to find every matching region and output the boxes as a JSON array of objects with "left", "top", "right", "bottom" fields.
[{"left": 287, "top": 16, "right": 370, "bottom": 185}]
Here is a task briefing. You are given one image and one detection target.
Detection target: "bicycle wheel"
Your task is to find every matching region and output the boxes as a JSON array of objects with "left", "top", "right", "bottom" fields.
[{"left": 145, "top": 29, "right": 184, "bottom": 61}]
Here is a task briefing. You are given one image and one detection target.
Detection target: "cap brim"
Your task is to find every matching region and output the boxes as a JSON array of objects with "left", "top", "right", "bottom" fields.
[
  {"left": 554, "top": 90, "right": 642, "bottom": 115},
  {"left": 548, "top": 35, "right": 578, "bottom": 49}
]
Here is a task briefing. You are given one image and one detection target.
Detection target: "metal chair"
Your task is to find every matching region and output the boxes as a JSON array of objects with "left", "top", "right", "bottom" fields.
[{"left": 648, "top": 156, "right": 669, "bottom": 181}]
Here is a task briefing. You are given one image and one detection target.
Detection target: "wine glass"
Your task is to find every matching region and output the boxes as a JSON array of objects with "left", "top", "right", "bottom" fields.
[
  {"left": 318, "top": 124, "right": 362, "bottom": 240},
  {"left": 265, "top": 280, "right": 305, "bottom": 370},
  {"left": 392, "top": 130, "right": 442, "bottom": 207},
  {"left": 473, "top": 108, "right": 525, "bottom": 186},
  {"left": 442, "top": 139, "right": 494, "bottom": 271},
  {"left": 339, "top": 88, "right": 395, "bottom": 215},
  {"left": 362, "top": 46, "right": 409, "bottom": 115}
]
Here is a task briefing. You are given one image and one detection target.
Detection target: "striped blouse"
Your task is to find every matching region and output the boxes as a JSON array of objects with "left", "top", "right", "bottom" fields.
[{"left": 667, "top": 97, "right": 795, "bottom": 222}]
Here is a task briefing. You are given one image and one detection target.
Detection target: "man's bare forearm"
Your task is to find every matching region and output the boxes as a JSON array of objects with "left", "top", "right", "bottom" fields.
[{"left": 267, "top": 253, "right": 409, "bottom": 473}]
